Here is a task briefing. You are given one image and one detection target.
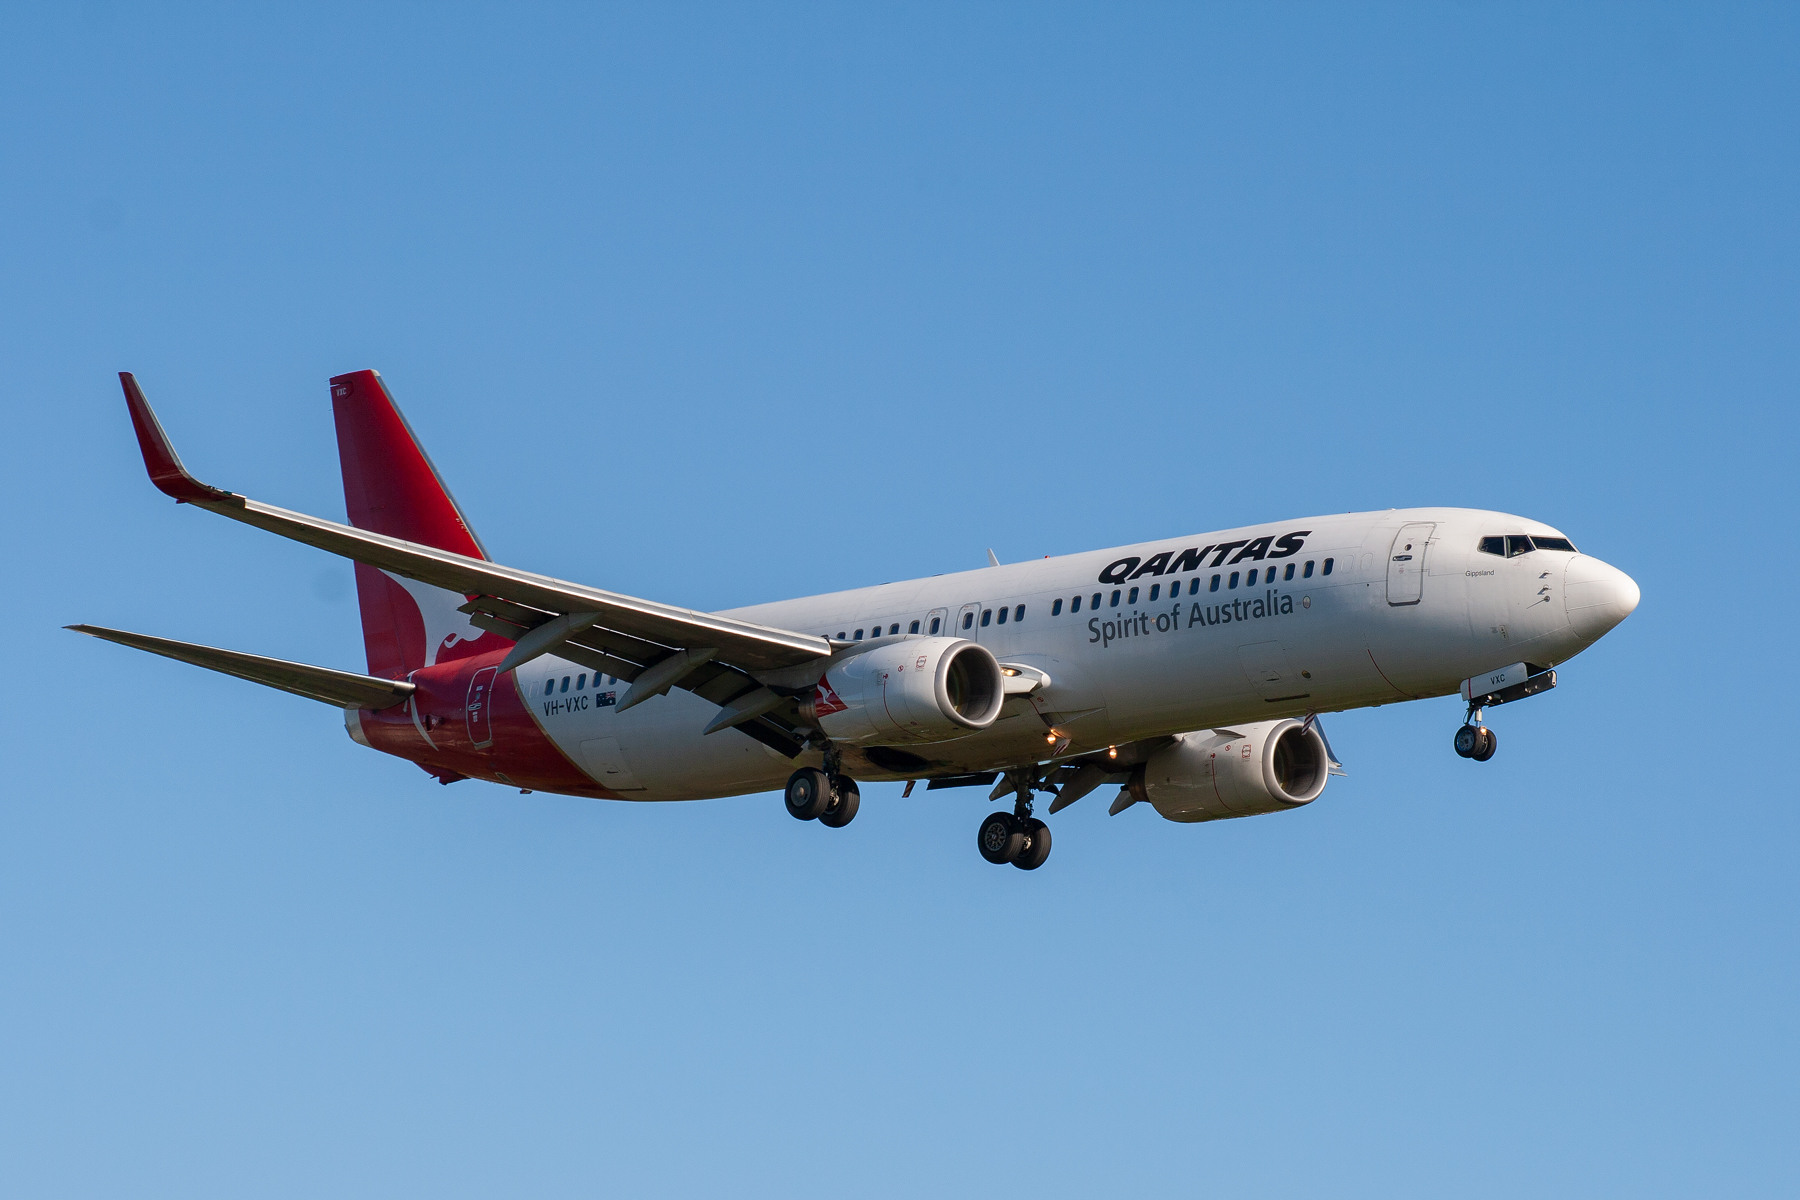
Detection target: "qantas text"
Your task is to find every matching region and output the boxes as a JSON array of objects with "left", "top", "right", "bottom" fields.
[{"left": 1096, "top": 530, "right": 1311, "bottom": 584}]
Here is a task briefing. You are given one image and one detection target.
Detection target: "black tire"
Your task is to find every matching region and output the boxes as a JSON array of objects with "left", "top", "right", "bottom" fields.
[
  {"left": 1012, "top": 818, "right": 1052, "bottom": 871},
  {"left": 977, "top": 811, "right": 1024, "bottom": 864},
  {"left": 1472, "top": 726, "right": 1498, "bottom": 762},
  {"left": 1453, "top": 724, "right": 1480, "bottom": 758},
  {"left": 785, "top": 768, "right": 832, "bottom": 820},
  {"left": 819, "top": 776, "right": 861, "bottom": 828}
]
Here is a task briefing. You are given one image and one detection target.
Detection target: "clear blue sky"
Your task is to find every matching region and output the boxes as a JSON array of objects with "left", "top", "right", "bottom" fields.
[{"left": 2, "top": 4, "right": 1795, "bottom": 1196}]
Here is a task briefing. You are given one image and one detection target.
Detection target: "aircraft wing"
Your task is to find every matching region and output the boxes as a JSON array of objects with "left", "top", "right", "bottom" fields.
[
  {"left": 117, "top": 373, "right": 833, "bottom": 681},
  {"left": 66, "top": 624, "right": 417, "bottom": 709}
]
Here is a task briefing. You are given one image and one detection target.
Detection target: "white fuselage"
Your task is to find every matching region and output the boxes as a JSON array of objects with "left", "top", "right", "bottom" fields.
[{"left": 511, "top": 508, "right": 1637, "bottom": 800}]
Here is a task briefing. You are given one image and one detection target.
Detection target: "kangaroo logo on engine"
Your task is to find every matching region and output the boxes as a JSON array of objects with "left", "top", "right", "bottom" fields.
[{"left": 812, "top": 680, "right": 847, "bottom": 717}]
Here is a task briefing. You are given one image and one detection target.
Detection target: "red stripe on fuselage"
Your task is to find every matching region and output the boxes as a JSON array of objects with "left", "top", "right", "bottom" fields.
[{"left": 356, "top": 651, "right": 623, "bottom": 797}]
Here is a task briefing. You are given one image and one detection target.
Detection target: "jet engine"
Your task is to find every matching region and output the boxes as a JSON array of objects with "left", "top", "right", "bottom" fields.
[
  {"left": 1127, "top": 718, "right": 1331, "bottom": 823},
  {"left": 798, "top": 637, "right": 1005, "bottom": 745}
]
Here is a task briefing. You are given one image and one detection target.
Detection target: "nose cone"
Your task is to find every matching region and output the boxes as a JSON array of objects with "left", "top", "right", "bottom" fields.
[{"left": 1564, "top": 556, "right": 1640, "bottom": 642}]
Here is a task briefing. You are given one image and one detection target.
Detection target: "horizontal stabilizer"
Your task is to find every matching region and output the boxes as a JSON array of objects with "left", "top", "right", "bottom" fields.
[{"left": 66, "top": 624, "right": 416, "bottom": 709}]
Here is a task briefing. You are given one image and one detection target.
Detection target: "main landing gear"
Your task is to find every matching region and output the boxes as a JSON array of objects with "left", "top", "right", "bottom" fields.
[
  {"left": 785, "top": 767, "right": 860, "bottom": 827},
  {"left": 977, "top": 772, "right": 1051, "bottom": 870}
]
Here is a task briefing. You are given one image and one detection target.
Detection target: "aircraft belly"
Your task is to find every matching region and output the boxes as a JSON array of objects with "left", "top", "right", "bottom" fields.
[{"left": 526, "top": 666, "right": 792, "bottom": 801}]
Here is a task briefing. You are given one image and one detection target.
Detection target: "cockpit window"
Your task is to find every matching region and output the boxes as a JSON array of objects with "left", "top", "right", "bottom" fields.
[
  {"left": 1479, "top": 536, "right": 1506, "bottom": 556},
  {"left": 1532, "top": 536, "right": 1577, "bottom": 552},
  {"left": 1507, "top": 535, "right": 1535, "bottom": 557}
]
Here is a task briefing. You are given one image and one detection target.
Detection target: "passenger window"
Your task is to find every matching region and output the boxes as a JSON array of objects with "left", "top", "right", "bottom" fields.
[
  {"left": 1014, "top": 605, "right": 1024, "bottom": 622},
  {"left": 1479, "top": 536, "right": 1506, "bottom": 556},
  {"left": 576, "top": 674, "right": 586, "bottom": 690},
  {"left": 963, "top": 612, "right": 974, "bottom": 629},
  {"left": 1109, "top": 590, "right": 1121, "bottom": 607},
  {"left": 1052, "top": 598, "right": 1064, "bottom": 616},
  {"left": 1323, "top": 558, "right": 1334, "bottom": 575},
  {"left": 1148, "top": 584, "right": 1160, "bottom": 601},
  {"left": 909, "top": 620, "right": 920, "bottom": 634},
  {"left": 1229, "top": 572, "right": 1240, "bottom": 589},
  {"left": 855, "top": 629, "right": 864, "bottom": 640},
  {"left": 1246, "top": 568, "right": 1258, "bottom": 586},
  {"left": 1190, "top": 578, "right": 1201, "bottom": 595},
  {"left": 1303, "top": 561, "right": 1314, "bottom": 578},
  {"left": 869, "top": 624, "right": 881, "bottom": 638},
  {"left": 1507, "top": 535, "right": 1535, "bottom": 557},
  {"left": 1284, "top": 563, "right": 1295, "bottom": 581},
  {"left": 835, "top": 633, "right": 845, "bottom": 641},
  {"left": 1071, "top": 595, "right": 1081, "bottom": 612},
  {"left": 560, "top": 676, "right": 570, "bottom": 693},
  {"left": 929, "top": 617, "right": 941, "bottom": 634},
  {"left": 1210, "top": 574, "right": 1220, "bottom": 592},
  {"left": 890, "top": 624, "right": 900, "bottom": 635},
  {"left": 981, "top": 609, "right": 992, "bottom": 626},
  {"left": 996, "top": 606, "right": 1008, "bottom": 625}
]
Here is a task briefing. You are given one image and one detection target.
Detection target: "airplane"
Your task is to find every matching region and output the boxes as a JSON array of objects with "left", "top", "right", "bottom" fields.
[{"left": 71, "top": 370, "right": 1641, "bottom": 871}]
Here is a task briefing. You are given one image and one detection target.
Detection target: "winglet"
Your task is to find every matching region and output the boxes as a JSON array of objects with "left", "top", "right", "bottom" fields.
[{"left": 119, "top": 372, "right": 239, "bottom": 504}]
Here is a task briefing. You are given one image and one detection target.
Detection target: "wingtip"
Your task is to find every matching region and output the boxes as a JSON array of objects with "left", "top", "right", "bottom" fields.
[{"left": 118, "top": 372, "right": 238, "bottom": 505}]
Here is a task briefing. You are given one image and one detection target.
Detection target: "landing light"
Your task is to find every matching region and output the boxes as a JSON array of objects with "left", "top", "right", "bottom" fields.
[{"left": 1107, "top": 745, "right": 1118, "bottom": 760}]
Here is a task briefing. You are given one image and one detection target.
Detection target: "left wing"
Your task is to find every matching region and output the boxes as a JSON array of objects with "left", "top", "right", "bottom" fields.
[{"left": 116, "top": 373, "right": 833, "bottom": 739}]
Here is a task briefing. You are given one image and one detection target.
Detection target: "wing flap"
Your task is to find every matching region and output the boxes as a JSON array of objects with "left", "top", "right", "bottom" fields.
[{"left": 66, "top": 624, "right": 416, "bottom": 709}]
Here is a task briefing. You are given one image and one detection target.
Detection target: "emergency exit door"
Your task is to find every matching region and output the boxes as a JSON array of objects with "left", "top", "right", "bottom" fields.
[{"left": 1386, "top": 523, "right": 1436, "bottom": 606}]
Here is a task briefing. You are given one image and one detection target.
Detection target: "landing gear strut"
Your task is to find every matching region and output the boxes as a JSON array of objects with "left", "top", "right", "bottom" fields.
[
  {"left": 784, "top": 762, "right": 860, "bottom": 827},
  {"left": 976, "top": 772, "right": 1052, "bottom": 870}
]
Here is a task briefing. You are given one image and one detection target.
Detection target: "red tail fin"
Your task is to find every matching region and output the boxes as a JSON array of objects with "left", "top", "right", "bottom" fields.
[{"left": 330, "top": 370, "right": 506, "bottom": 678}]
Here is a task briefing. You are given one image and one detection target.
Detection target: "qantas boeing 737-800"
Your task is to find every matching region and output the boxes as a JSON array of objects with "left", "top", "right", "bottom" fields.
[{"left": 72, "top": 370, "right": 1640, "bottom": 870}]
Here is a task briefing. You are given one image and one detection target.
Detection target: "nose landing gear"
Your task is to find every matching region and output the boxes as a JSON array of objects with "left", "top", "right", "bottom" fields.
[{"left": 1453, "top": 664, "right": 1560, "bottom": 763}]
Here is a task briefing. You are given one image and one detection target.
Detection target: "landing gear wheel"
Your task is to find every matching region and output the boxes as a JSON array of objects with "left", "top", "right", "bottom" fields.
[
  {"left": 1012, "top": 817, "right": 1051, "bottom": 871},
  {"left": 1471, "top": 726, "right": 1498, "bottom": 762},
  {"left": 977, "top": 811, "right": 1024, "bottom": 864},
  {"left": 785, "top": 768, "right": 832, "bottom": 821},
  {"left": 1454, "top": 724, "right": 1498, "bottom": 761},
  {"left": 819, "top": 776, "right": 861, "bottom": 827}
]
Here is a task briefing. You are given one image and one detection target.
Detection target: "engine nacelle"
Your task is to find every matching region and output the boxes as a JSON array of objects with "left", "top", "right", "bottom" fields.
[
  {"left": 1128, "top": 719, "right": 1331, "bottom": 823},
  {"left": 798, "top": 637, "right": 1005, "bottom": 745}
]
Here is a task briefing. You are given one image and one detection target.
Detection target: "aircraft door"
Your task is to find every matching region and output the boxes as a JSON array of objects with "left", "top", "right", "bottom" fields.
[
  {"left": 1386, "top": 523, "right": 1436, "bottom": 606},
  {"left": 925, "top": 607, "right": 950, "bottom": 637},
  {"left": 466, "top": 665, "right": 498, "bottom": 748},
  {"left": 956, "top": 603, "right": 982, "bottom": 638}
]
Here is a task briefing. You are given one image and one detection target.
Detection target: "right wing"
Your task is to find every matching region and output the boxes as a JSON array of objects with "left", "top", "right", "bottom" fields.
[{"left": 116, "top": 374, "right": 833, "bottom": 728}]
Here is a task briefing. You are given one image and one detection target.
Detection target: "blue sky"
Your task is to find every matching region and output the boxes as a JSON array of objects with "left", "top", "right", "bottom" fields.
[{"left": 2, "top": 4, "right": 1795, "bottom": 1196}]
